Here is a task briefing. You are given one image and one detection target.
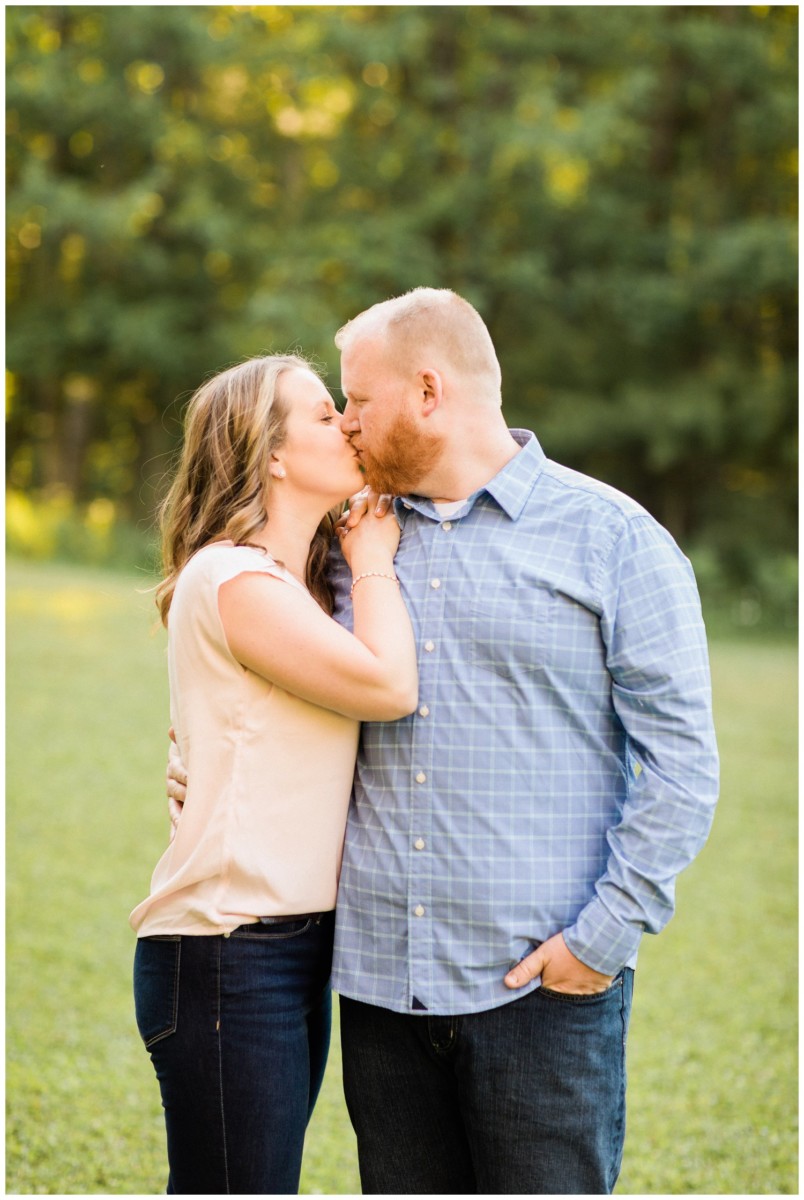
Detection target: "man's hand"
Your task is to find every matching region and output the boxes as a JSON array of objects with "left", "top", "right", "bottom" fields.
[
  {"left": 166, "top": 733, "right": 188, "bottom": 841},
  {"left": 336, "top": 487, "right": 394, "bottom": 542},
  {"left": 504, "top": 931, "right": 614, "bottom": 995}
]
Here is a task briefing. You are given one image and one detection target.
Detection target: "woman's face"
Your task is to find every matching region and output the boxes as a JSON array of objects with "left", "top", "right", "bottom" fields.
[{"left": 277, "top": 368, "right": 364, "bottom": 502}]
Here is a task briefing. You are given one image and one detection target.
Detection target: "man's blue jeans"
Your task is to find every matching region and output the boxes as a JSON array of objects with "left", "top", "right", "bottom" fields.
[
  {"left": 340, "top": 969, "right": 634, "bottom": 1195},
  {"left": 133, "top": 912, "right": 333, "bottom": 1195}
]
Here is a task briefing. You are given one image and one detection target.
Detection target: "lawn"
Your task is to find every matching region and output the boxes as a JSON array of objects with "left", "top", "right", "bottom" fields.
[{"left": 6, "top": 559, "right": 797, "bottom": 1194}]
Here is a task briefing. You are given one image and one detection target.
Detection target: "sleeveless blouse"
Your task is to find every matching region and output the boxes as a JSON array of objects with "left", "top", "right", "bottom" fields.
[{"left": 130, "top": 543, "right": 359, "bottom": 936}]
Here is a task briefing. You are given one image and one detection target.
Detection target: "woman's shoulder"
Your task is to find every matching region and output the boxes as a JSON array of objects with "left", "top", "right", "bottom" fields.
[
  {"left": 176, "top": 541, "right": 300, "bottom": 597},
  {"left": 185, "top": 540, "right": 276, "bottom": 574}
]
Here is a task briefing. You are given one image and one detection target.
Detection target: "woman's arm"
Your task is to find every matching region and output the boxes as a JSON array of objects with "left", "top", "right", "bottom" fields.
[{"left": 218, "top": 512, "right": 418, "bottom": 722}]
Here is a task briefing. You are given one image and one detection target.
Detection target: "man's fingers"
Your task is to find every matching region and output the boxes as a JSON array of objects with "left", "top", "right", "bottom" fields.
[
  {"left": 344, "top": 488, "right": 370, "bottom": 528},
  {"left": 343, "top": 489, "right": 394, "bottom": 526},
  {"left": 166, "top": 755, "right": 188, "bottom": 787},
  {"left": 504, "top": 947, "right": 544, "bottom": 989},
  {"left": 168, "top": 795, "right": 182, "bottom": 842}
]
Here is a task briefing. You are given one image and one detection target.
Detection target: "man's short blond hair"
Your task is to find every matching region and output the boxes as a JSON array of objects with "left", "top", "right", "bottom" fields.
[{"left": 335, "top": 287, "right": 502, "bottom": 403}]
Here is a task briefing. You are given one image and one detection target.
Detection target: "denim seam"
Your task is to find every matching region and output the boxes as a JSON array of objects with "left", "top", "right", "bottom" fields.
[
  {"left": 608, "top": 976, "right": 629, "bottom": 1191},
  {"left": 215, "top": 938, "right": 231, "bottom": 1193},
  {"left": 427, "top": 1017, "right": 459, "bottom": 1056},
  {"left": 143, "top": 940, "right": 181, "bottom": 1049}
]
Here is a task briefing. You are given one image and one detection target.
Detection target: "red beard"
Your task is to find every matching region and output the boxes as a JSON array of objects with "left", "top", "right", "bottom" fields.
[{"left": 356, "top": 406, "right": 444, "bottom": 496}]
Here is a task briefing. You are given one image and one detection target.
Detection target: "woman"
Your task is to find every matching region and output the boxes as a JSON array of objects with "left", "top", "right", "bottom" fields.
[{"left": 130, "top": 354, "right": 418, "bottom": 1195}]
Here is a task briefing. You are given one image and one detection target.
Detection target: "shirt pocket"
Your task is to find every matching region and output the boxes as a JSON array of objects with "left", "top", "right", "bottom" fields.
[{"left": 469, "top": 585, "right": 554, "bottom": 680}]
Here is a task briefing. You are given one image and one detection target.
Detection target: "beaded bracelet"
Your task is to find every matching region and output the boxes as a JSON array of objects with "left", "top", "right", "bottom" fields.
[{"left": 350, "top": 571, "right": 399, "bottom": 599}]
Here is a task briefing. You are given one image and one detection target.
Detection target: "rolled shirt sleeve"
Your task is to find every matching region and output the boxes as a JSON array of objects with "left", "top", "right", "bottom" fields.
[{"left": 562, "top": 515, "right": 720, "bottom": 976}]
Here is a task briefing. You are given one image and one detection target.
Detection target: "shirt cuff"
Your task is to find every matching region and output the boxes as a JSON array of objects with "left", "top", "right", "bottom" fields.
[{"left": 562, "top": 897, "right": 644, "bottom": 976}]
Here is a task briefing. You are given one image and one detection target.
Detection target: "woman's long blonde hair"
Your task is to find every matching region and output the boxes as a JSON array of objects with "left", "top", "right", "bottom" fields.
[{"left": 155, "top": 354, "right": 338, "bottom": 624}]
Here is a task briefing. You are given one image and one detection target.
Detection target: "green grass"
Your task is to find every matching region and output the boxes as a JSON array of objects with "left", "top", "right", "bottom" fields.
[{"left": 6, "top": 559, "right": 797, "bottom": 1194}]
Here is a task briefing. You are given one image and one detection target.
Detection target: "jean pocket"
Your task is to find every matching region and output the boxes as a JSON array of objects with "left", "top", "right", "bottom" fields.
[
  {"left": 133, "top": 936, "right": 181, "bottom": 1048},
  {"left": 537, "top": 972, "right": 624, "bottom": 1006}
]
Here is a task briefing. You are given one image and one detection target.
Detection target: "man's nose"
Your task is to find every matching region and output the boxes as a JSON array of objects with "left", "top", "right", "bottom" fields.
[{"left": 340, "top": 401, "right": 360, "bottom": 433}]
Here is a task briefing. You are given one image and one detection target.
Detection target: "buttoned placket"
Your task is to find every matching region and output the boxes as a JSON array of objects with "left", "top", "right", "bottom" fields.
[{"left": 406, "top": 509, "right": 459, "bottom": 1011}]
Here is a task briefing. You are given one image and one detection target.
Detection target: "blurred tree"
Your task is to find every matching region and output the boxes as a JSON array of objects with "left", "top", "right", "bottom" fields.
[{"left": 6, "top": 5, "right": 797, "bottom": 620}]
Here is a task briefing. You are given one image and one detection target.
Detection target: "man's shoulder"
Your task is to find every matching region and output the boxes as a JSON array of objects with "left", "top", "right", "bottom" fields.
[
  {"left": 536, "top": 459, "right": 690, "bottom": 576},
  {"left": 539, "top": 458, "right": 651, "bottom": 525}
]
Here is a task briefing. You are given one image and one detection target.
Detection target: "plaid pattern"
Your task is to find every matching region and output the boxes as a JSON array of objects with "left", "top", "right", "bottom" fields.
[{"left": 330, "top": 431, "right": 718, "bottom": 1016}]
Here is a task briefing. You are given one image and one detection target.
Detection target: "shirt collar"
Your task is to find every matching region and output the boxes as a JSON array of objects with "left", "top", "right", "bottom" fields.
[{"left": 395, "top": 430, "right": 545, "bottom": 523}]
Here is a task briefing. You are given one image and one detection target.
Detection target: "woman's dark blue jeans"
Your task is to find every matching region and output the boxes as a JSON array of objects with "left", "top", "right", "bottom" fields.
[
  {"left": 340, "top": 969, "right": 634, "bottom": 1195},
  {"left": 133, "top": 912, "right": 334, "bottom": 1195}
]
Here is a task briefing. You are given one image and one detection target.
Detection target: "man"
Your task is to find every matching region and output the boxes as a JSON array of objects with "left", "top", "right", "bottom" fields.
[{"left": 169, "top": 288, "right": 718, "bottom": 1194}]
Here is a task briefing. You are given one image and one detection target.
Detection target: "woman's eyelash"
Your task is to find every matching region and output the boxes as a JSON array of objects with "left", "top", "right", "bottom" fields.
[{"left": 321, "top": 415, "right": 335, "bottom": 423}]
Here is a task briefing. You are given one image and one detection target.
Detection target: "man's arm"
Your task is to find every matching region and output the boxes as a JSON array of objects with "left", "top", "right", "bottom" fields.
[
  {"left": 506, "top": 513, "right": 719, "bottom": 992},
  {"left": 166, "top": 734, "right": 187, "bottom": 837}
]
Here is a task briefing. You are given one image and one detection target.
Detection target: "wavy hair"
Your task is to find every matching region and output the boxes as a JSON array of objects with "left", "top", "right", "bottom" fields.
[{"left": 155, "top": 354, "right": 338, "bottom": 624}]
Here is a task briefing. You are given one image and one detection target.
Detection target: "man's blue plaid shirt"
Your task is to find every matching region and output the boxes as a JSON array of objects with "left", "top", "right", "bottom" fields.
[{"left": 329, "top": 431, "right": 718, "bottom": 1016}]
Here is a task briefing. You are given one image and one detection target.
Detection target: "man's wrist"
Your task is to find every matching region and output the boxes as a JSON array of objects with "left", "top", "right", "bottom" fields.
[{"left": 562, "top": 905, "right": 643, "bottom": 977}]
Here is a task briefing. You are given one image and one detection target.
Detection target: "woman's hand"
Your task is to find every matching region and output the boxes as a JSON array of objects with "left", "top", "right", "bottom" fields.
[
  {"left": 338, "top": 487, "right": 394, "bottom": 532},
  {"left": 336, "top": 487, "right": 394, "bottom": 537},
  {"left": 337, "top": 489, "right": 399, "bottom": 571}
]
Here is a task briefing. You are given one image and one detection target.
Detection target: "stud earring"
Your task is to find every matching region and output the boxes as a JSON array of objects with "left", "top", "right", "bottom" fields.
[{"left": 275, "top": 467, "right": 286, "bottom": 479}]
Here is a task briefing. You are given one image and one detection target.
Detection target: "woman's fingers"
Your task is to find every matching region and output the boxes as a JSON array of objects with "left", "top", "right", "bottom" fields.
[
  {"left": 343, "top": 488, "right": 370, "bottom": 529},
  {"left": 337, "top": 491, "right": 395, "bottom": 543}
]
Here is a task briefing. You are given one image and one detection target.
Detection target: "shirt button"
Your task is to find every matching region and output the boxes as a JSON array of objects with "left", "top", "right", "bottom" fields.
[
  {"left": 414, "top": 904, "right": 425, "bottom": 917},
  {"left": 415, "top": 771, "right": 427, "bottom": 783},
  {"left": 403, "top": 502, "right": 412, "bottom": 510},
  {"left": 424, "top": 640, "right": 435, "bottom": 653},
  {"left": 441, "top": 521, "right": 452, "bottom": 531},
  {"left": 431, "top": 578, "right": 441, "bottom": 589},
  {"left": 418, "top": 705, "right": 430, "bottom": 718},
  {"left": 414, "top": 838, "right": 425, "bottom": 850}
]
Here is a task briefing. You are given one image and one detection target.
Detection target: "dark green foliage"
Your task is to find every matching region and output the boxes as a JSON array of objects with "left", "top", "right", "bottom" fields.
[{"left": 6, "top": 6, "right": 797, "bottom": 624}]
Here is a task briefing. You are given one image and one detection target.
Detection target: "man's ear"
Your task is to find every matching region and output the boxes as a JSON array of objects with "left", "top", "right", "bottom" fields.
[{"left": 418, "top": 368, "right": 443, "bottom": 418}]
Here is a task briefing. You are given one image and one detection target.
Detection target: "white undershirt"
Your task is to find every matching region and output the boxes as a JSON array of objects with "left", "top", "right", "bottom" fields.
[{"left": 432, "top": 500, "right": 468, "bottom": 519}]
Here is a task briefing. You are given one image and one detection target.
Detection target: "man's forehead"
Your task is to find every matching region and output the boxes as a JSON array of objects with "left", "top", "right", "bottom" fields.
[{"left": 340, "top": 336, "right": 385, "bottom": 388}]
